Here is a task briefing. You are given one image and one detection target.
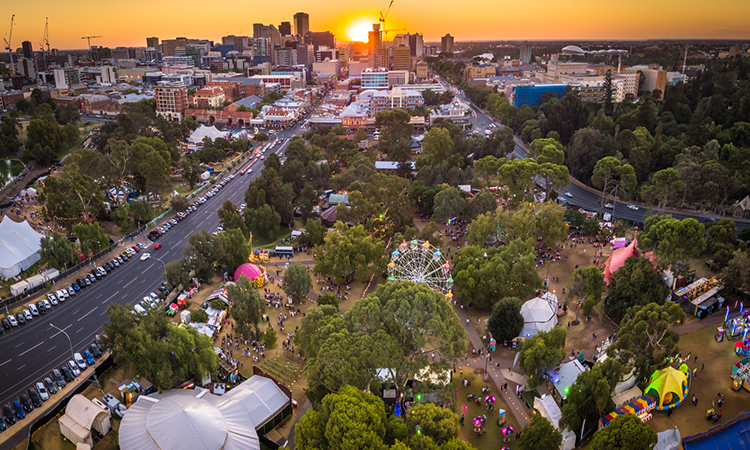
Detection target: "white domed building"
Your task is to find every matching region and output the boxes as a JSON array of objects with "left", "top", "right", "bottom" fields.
[
  {"left": 561, "top": 45, "right": 586, "bottom": 56},
  {"left": 119, "top": 375, "right": 291, "bottom": 450}
]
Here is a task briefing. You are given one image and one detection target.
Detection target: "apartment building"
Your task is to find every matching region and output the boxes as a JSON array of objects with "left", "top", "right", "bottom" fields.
[{"left": 155, "top": 82, "right": 188, "bottom": 121}]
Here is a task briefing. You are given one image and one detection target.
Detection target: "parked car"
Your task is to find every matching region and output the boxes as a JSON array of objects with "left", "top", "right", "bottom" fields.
[
  {"left": 15, "top": 313, "right": 25, "bottom": 325},
  {"left": 13, "top": 400, "right": 24, "bottom": 420},
  {"left": 67, "top": 361, "right": 81, "bottom": 377},
  {"left": 42, "top": 299, "right": 51, "bottom": 310},
  {"left": 3, "top": 404, "right": 15, "bottom": 425},
  {"left": 47, "top": 293, "right": 59, "bottom": 305},
  {"left": 8, "top": 315, "right": 17, "bottom": 327},
  {"left": 1, "top": 318, "right": 9, "bottom": 329},
  {"left": 90, "top": 343, "right": 102, "bottom": 358},
  {"left": 35, "top": 302, "right": 46, "bottom": 315},
  {"left": 83, "top": 350, "right": 95, "bottom": 366},
  {"left": 35, "top": 382, "right": 49, "bottom": 401},
  {"left": 74, "top": 353, "right": 87, "bottom": 371},
  {"left": 27, "top": 388, "right": 42, "bottom": 407},
  {"left": 43, "top": 377, "right": 57, "bottom": 394},
  {"left": 22, "top": 310, "right": 33, "bottom": 321},
  {"left": 19, "top": 394, "right": 33, "bottom": 412},
  {"left": 72, "top": 282, "right": 80, "bottom": 291},
  {"left": 53, "top": 369, "right": 66, "bottom": 388},
  {"left": 28, "top": 304, "right": 39, "bottom": 316},
  {"left": 61, "top": 365, "right": 74, "bottom": 382},
  {"left": 67, "top": 286, "right": 75, "bottom": 296}
]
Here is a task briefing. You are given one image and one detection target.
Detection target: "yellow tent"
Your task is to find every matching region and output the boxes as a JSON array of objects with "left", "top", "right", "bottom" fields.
[{"left": 644, "top": 365, "right": 689, "bottom": 410}]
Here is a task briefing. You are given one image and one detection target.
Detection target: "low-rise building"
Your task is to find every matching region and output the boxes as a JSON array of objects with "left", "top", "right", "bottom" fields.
[
  {"left": 192, "top": 87, "right": 226, "bottom": 108},
  {"left": 155, "top": 81, "right": 188, "bottom": 122},
  {"left": 429, "top": 98, "right": 471, "bottom": 128}
]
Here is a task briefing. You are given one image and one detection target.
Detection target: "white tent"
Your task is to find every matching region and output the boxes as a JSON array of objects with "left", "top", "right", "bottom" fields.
[
  {"left": 188, "top": 125, "right": 229, "bottom": 144},
  {"left": 0, "top": 218, "right": 44, "bottom": 278},
  {"left": 520, "top": 296, "right": 558, "bottom": 337}
]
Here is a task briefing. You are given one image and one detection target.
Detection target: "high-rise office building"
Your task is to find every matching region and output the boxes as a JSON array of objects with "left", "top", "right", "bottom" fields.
[
  {"left": 520, "top": 44, "right": 532, "bottom": 64},
  {"left": 392, "top": 45, "right": 411, "bottom": 71},
  {"left": 279, "top": 22, "right": 292, "bottom": 36},
  {"left": 162, "top": 37, "right": 187, "bottom": 57},
  {"left": 306, "top": 31, "right": 335, "bottom": 50},
  {"left": 294, "top": 12, "right": 309, "bottom": 38},
  {"left": 441, "top": 34, "right": 454, "bottom": 54},
  {"left": 368, "top": 24, "right": 384, "bottom": 68},
  {"left": 146, "top": 37, "right": 159, "bottom": 49},
  {"left": 222, "top": 35, "right": 249, "bottom": 53},
  {"left": 408, "top": 33, "right": 424, "bottom": 57},
  {"left": 253, "top": 25, "right": 281, "bottom": 46},
  {"left": 22, "top": 41, "right": 33, "bottom": 59}
]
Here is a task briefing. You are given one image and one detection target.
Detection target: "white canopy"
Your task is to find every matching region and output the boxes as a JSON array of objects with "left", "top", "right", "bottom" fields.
[
  {"left": 0, "top": 217, "right": 44, "bottom": 278},
  {"left": 189, "top": 125, "right": 229, "bottom": 144},
  {"left": 520, "top": 296, "right": 558, "bottom": 337},
  {"left": 119, "top": 375, "right": 289, "bottom": 450}
]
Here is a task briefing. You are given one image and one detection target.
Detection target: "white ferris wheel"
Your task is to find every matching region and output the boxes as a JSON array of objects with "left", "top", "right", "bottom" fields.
[{"left": 387, "top": 240, "right": 453, "bottom": 294}]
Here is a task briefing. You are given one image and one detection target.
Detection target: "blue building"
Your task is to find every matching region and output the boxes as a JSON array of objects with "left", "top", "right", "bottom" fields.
[{"left": 512, "top": 84, "right": 568, "bottom": 107}]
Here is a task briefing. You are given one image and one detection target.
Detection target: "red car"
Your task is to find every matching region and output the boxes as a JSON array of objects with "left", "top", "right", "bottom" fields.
[
  {"left": 132, "top": 246, "right": 140, "bottom": 253},
  {"left": 154, "top": 243, "right": 162, "bottom": 249}
]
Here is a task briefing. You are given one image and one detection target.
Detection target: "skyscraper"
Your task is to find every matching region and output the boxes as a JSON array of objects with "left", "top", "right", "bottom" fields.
[
  {"left": 146, "top": 37, "right": 159, "bottom": 49},
  {"left": 441, "top": 34, "right": 454, "bottom": 54},
  {"left": 294, "top": 12, "right": 309, "bottom": 38},
  {"left": 22, "top": 41, "right": 33, "bottom": 58},
  {"left": 392, "top": 45, "right": 411, "bottom": 71},
  {"left": 368, "top": 24, "right": 384, "bottom": 68},
  {"left": 520, "top": 44, "right": 532, "bottom": 64},
  {"left": 279, "top": 22, "right": 292, "bottom": 36},
  {"left": 408, "top": 33, "right": 424, "bottom": 57}
]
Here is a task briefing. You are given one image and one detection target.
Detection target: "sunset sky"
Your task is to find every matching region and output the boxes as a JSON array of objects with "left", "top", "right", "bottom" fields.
[{"left": 5, "top": 0, "right": 750, "bottom": 50}]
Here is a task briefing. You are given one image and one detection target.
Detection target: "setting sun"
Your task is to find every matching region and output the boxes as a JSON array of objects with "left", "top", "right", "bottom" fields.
[{"left": 346, "top": 19, "right": 375, "bottom": 43}]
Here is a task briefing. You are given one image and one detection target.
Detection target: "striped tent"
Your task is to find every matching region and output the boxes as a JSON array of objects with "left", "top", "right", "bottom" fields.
[{"left": 599, "top": 395, "right": 655, "bottom": 429}]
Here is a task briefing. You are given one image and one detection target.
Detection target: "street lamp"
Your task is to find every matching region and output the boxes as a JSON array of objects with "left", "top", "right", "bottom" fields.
[
  {"left": 49, "top": 323, "right": 75, "bottom": 360},
  {"left": 154, "top": 257, "right": 167, "bottom": 282}
]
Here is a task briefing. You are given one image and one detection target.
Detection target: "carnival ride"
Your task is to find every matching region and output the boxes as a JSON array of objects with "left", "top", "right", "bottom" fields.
[
  {"left": 387, "top": 240, "right": 453, "bottom": 294},
  {"left": 732, "top": 357, "right": 750, "bottom": 392}
]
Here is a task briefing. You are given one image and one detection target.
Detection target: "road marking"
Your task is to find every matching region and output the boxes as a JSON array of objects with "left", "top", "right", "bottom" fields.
[
  {"left": 49, "top": 324, "right": 72, "bottom": 339},
  {"left": 18, "top": 342, "right": 44, "bottom": 356},
  {"left": 46, "top": 345, "right": 57, "bottom": 353},
  {"left": 77, "top": 308, "right": 97, "bottom": 322},
  {"left": 76, "top": 327, "right": 84, "bottom": 334},
  {"left": 96, "top": 294, "right": 102, "bottom": 300},
  {"left": 103, "top": 291, "right": 119, "bottom": 305},
  {"left": 72, "top": 308, "right": 80, "bottom": 315},
  {"left": 123, "top": 279, "right": 136, "bottom": 288},
  {"left": 0, "top": 360, "right": 11, "bottom": 368},
  {"left": 100, "top": 310, "right": 107, "bottom": 316},
  {"left": 142, "top": 266, "right": 150, "bottom": 275},
  {"left": 17, "top": 364, "right": 26, "bottom": 371},
  {"left": 14, "top": 341, "right": 25, "bottom": 348}
]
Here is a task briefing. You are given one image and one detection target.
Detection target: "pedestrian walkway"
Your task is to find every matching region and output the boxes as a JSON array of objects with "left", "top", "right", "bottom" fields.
[{"left": 452, "top": 303, "right": 530, "bottom": 427}]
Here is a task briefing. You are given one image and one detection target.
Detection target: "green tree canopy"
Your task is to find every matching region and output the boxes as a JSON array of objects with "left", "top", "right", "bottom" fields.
[
  {"left": 219, "top": 228, "right": 250, "bottom": 272},
  {"left": 589, "top": 414, "right": 658, "bottom": 450},
  {"left": 487, "top": 297, "right": 524, "bottom": 344},
  {"left": 314, "top": 222, "right": 386, "bottom": 283},
  {"left": 282, "top": 263, "right": 313, "bottom": 303},
  {"left": 431, "top": 187, "right": 466, "bottom": 222},
  {"left": 639, "top": 217, "right": 705, "bottom": 277},
  {"left": 39, "top": 231, "right": 79, "bottom": 269},
  {"left": 517, "top": 414, "right": 563, "bottom": 450},
  {"left": 228, "top": 275, "right": 266, "bottom": 339},
  {"left": 604, "top": 256, "right": 670, "bottom": 321},
  {"left": 405, "top": 403, "right": 460, "bottom": 445},
  {"left": 73, "top": 221, "right": 111, "bottom": 254},
  {"left": 560, "top": 358, "right": 625, "bottom": 436},
  {"left": 568, "top": 266, "right": 605, "bottom": 317},
  {"left": 517, "top": 327, "right": 567, "bottom": 387},
  {"left": 607, "top": 302, "right": 685, "bottom": 384}
]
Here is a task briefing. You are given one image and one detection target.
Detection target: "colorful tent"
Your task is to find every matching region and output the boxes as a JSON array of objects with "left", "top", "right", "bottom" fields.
[
  {"left": 644, "top": 365, "right": 689, "bottom": 411},
  {"left": 603, "top": 237, "right": 640, "bottom": 285},
  {"left": 599, "top": 395, "right": 655, "bottom": 428},
  {"left": 234, "top": 263, "right": 268, "bottom": 287}
]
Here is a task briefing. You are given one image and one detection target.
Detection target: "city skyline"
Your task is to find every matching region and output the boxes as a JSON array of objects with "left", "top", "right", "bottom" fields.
[{"left": 3, "top": 0, "right": 750, "bottom": 51}]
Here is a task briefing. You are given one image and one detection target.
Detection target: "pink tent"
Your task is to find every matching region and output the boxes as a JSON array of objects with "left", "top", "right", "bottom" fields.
[
  {"left": 603, "top": 238, "right": 640, "bottom": 285},
  {"left": 234, "top": 263, "right": 268, "bottom": 284}
]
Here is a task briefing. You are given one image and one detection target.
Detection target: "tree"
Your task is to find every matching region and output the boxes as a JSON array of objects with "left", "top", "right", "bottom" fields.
[
  {"left": 417, "top": 127, "right": 461, "bottom": 169},
  {"left": 130, "top": 200, "right": 154, "bottom": 226},
  {"left": 73, "top": 221, "right": 110, "bottom": 255},
  {"left": 720, "top": 250, "right": 750, "bottom": 295},
  {"left": 604, "top": 257, "right": 670, "bottom": 321},
  {"left": 353, "top": 127, "right": 368, "bottom": 144},
  {"left": 591, "top": 157, "right": 637, "bottom": 215},
  {"left": 296, "top": 386, "right": 397, "bottom": 450},
  {"left": 568, "top": 266, "right": 605, "bottom": 318},
  {"left": 640, "top": 168, "right": 685, "bottom": 212},
  {"left": 210, "top": 298, "right": 228, "bottom": 310},
  {"left": 375, "top": 109, "right": 413, "bottom": 170},
  {"left": 639, "top": 217, "right": 705, "bottom": 278},
  {"left": 317, "top": 292, "right": 339, "bottom": 309},
  {"left": 62, "top": 123, "right": 79, "bottom": 143},
  {"left": 517, "top": 414, "right": 562, "bottom": 450},
  {"left": 337, "top": 174, "right": 414, "bottom": 239},
  {"left": 102, "top": 305, "right": 217, "bottom": 391},
  {"left": 607, "top": 302, "right": 685, "bottom": 383},
  {"left": 228, "top": 276, "right": 266, "bottom": 339},
  {"left": 497, "top": 159, "right": 539, "bottom": 202},
  {"left": 560, "top": 358, "right": 625, "bottom": 436},
  {"left": 314, "top": 222, "right": 386, "bottom": 282},
  {"left": 706, "top": 218, "right": 737, "bottom": 270},
  {"left": 405, "top": 404, "right": 459, "bottom": 445},
  {"left": 345, "top": 282, "right": 466, "bottom": 395},
  {"left": 464, "top": 189, "right": 497, "bottom": 220},
  {"left": 171, "top": 195, "right": 190, "bottom": 213},
  {"left": 180, "top": 159, "right": 202, "bottom": 189},
  {"left": 39, "top": 231, "right": 79, "bottom": 269},
  {"left": 244, "top": 204, "right": 281, "bottom": 239},
  {"left": 25, "top": 118, "right": 61, "bottom": 158},
  {"left": 254, "top": 132, "right": 269, "bottom": 143},
  {"left": 300, "top": 218, "right": 327, "bottom": 246},
  {"left": 589, "top": 414, "right": 658, "bottom": 450},
  {"left": 191, "top": 309, "right": 209, "bottom": 324},
  {"left": 603, "top": 70, "right": 614, "bottom": 116},
  {"left": 487, "top": 297, "right": 524, "bottom": 344},
  {"left": 183, "top": 231, "right": 225, "bottom": 281},
  {"left": 165, "top": 260, "right": 189, "bottom": 289},
  {"left": 517, "top": 327, "right": 567, "bottom": 387},
  {"left": 217, "top": 200, "right": 247, "bottom": 236},
  {"left": 431, "top": 187, "right": 466, "bottom": 222},
  {"left": 219, "top": 228, "right": 250, "bottom": 272},
  {"left": 282, "top": 263, "right": 312, "bottom": 304},
  {"left": 453, "top": 241, "right": 541, "bottom": 309},
  {"left": 567, "top": 127, "right": 612, "bottom": 182}
]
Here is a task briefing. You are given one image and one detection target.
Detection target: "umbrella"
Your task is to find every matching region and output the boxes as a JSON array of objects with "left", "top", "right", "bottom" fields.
[
  {"left": 472, "top": 418, "right": 483, "bottom": 427},
  {"left": 737, "top": 341, "right": 745, "bottom": 348}
]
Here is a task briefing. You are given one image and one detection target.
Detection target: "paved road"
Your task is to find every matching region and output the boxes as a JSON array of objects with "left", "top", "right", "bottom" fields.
[
  {"left": 434, "top": 75, "right": 750, "bottom": 231},
  {"left": 0, "top": 121, "right": 305, "bottom": 431}
]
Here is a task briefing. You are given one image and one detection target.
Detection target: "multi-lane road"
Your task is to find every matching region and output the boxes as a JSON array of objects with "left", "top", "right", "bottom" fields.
[{"left": 0, "top": 122, "right": 301, "bottom": 435}]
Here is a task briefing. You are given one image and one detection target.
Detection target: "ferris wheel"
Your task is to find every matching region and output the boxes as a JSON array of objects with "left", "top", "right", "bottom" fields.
[{"left": 387, "top": 240, "right": 453, "bottom": 294}]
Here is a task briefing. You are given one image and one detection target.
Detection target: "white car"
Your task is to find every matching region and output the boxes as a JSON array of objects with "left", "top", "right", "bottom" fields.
[
  {"left": 74, "top": 352, "right": 87, "bottom": 371},
  {"left": 8, "top": 315, "right": 18, "bottom": 327},
  {"left": 35, "top": 382, "right": 49, "bottom": 401},
  {"left": 140, "top": 253, "right": 151, "bottom": 261},
  {"left": 627, "top": 204, "right": 639, "bottom": 210},
  {"left": 47, "top": 293, "right": 58, "bottom": 305},
  {"left": 67, "top": 360, "right": 81, "bottom": 377},
  {"left": 23, "top": 309, "right": 33, "bottom": 321},
  {"left": 605, "top": 203, "right": 614, "bottom": 209}
]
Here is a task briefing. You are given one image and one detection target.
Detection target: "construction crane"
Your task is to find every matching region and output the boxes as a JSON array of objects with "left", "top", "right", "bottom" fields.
[
  {"left": 4, "top": 14, "right": 14, "bottom": 75},
  {"left": 81, "top": 34, "right": 102, "bottom": 59},
  {"left": 379, "top": 0, "right": 394, "bottom": 28},
  {"left": 40, "top": 17, "right": 50, "bottom": 54},
  {"left": 382, "top": 28, "right": 406, "bottom": 40}
]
